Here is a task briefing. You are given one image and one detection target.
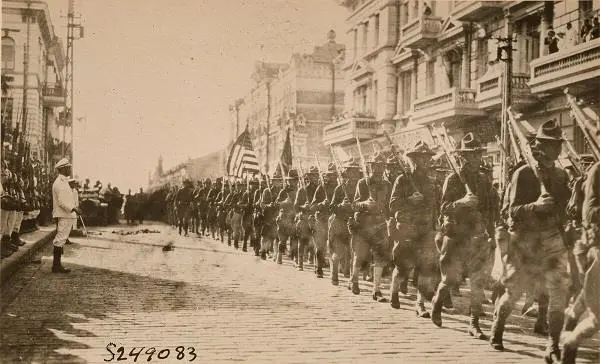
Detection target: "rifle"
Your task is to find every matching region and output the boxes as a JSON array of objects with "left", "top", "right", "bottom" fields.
[
  {"left": 565, "top": 90, "right": 600, "bottom": 162},
  {"left": 383, "top": 131, "right": 419, "bottom": 193},
  {"left": 329, "top": 146, "right": 348, "bottom": 198},
  {"left": 313, "top": 153, "right": 328, "bottom": 201},
  {"left": 355, "top": 136, "right": 372, "bottom": 199},
  {"left": 562, "top": 132, "right": 583, "bottom": 176}
]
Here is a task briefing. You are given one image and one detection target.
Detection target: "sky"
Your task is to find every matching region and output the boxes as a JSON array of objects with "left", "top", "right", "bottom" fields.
[{"left": 47, "top": 0, "right": 347, "bottom": 192}]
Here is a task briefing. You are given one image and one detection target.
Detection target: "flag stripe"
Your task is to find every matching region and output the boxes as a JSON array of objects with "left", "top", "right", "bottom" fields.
[{"left": 227, "top": 130, "right": 259, "bottom": 178}]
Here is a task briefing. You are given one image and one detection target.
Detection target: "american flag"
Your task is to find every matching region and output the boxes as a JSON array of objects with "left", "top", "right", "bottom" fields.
[{"left": 226, "top": 129, "right": 260, "bottom": 178}]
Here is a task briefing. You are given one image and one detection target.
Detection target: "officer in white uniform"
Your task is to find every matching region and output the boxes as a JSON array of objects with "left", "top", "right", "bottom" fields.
[{"left": 51, "top": 158, "right": 80, "bottom": 273}]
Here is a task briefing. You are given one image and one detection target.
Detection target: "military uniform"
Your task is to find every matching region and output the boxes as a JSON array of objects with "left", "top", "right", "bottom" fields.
[
  {"left": 388, "top": 141, "right": 440, "bottom": 317},
  {"left": 430, "top": 133, "right": 495, "bottom": 340},
  {"left": 276, "top": 169, "right": 299, "bottom": 265},
  {"left": 198, "top": 179, "right": 211, "bottom": 235},
  {"left": 490, "top": 121, "right": 571, "bottom": 362},
  {"left": 310, "top": 164, "right": 337, "bottom": 278},
  {"left": 295, "top": 167, "right": 319, "bottom": 270},
  {"left": 175, "top": 180, "right": 195, "bottom": 236},
  {"left": 328, "top": 159, "right": 360, "bottom": 285},
  {"left": 561, "top": 159, "right": 600, "bottom": 363},
  {"left": 206, "top": 179, "right": 222, "bottom": 239},
  {"left": 259, "top": 173, "right": 283, "bottom": 260},
  {"left": 240, "top": 180, "right": 259, "bottom": 252},
  {"left": 349, "top": 152, "right": 391, "bottom": 300}
]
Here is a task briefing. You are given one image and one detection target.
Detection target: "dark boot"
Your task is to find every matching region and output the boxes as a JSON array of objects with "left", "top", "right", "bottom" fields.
[
  {"left": 400, "top": 277, "right": 408, "bottom": 295},
  {"left": 51, "top": 246, "right": 71, "bottom": 273},
  {"left": 1, "top": 239, "right": 14, "bottom": 258},
  {"left": 316, "top": 251, "right": 324, "bottom": 278},
  {"left": 390, "top": 292, "right": 400, "bottom": 309},
  {"left": 351, "top": 281, "right": 360, "bottom": 295},
  {"left": 544, "top": 311, "right": 564, "bottom": 364},
  {"left": 11, "top": 232, "right": 26, "bottom": 246},
  {"left": 443, "top": 293, "right": 454, "bottom": 309},
  {"left": 242, "top": 240, "right": 247, "bottom": 252},
  {"left": 260, "top": 251, "right": 267, "bottom": 260},
  {"left": 431, "top": 285, "right": 448, "bottom": 327},
  {"left": 490, "top": 304, "right": 509, "bottom": 351},
  {"left": 234, "top": 240, "right": 239, "bottom": 249},
  {"left": 468, "top": 314, "right": 489, "bottom": 340},
  {"left": 563, "top": 313, "right": 578, "bottom": 332}
]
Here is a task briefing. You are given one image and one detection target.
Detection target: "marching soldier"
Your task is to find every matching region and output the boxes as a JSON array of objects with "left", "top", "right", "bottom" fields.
[
  {"left": 259, "top": 170, "right": 283, "bottom": 260},
  {"left": 388, "top": 141, "right": 440, "bottom": 317},
  {"left": 240, "top": 178, "right": 259, "bottom": 252},
  {"left": 250, "top": 176, "right": 266, "bottom": 256},
  {"left": 175, "top": 179, "right": 195, "bottom": 236},
  {"left": 310, "top": 163, "right": 337, "bottom": 278},
  {"left": 430, "top": 133, "right": 495, "bottom": 340},
  {"left": 348, "top": 152, "right": 391, "bottom": 301},
  {"left": 276, "top": 169, "right": 299, "bottom": 265},
  {"left": 295, "top": 166, "right": 319, "bottom": 270},
  {"left": 199, "top": 178, "right": 212, "bottom": 236},
  {"left": 191, "top": 180, "right": 202, "bottom": 235},
  {"left": 561, "top": 158, "right": 600, "bottom": 363},
  {"left": 328, "top": 159, "right": 361, "bottom": 285},
  {"left": 206, "top": 177, "right": 222, "bottom": 240},
  {"left": 489, "top": 121, "right": 570, "bottom": 363}
]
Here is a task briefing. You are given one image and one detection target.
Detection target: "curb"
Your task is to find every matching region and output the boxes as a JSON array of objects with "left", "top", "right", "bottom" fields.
[{"left": 0, "top": 227, "right": 56, "bottom": 286}]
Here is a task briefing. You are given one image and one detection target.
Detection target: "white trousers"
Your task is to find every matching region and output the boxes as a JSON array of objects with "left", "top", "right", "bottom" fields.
[
  {"left": 54, "top": 218, "right": 75, "bottom": 247},
  {"left": 12, "top": 211, "right": 23, "bottom": 233},
  {"left": 1, "top": 210, "right": 16, "bottom": 237}
]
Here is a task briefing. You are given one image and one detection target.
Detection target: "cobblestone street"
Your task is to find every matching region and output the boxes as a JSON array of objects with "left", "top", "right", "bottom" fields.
[{"left": 1, "top": 223, "right": 598, "bottom": 364}]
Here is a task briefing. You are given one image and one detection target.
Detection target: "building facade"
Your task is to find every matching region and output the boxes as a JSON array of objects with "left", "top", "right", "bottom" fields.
[
  {"left": 147, "top": 151, "right": 227, "bottom": 192},
  {"left": 232, "top": 31, "right": 345, "bottom": 174},
  {"left": 1, "top": 0, "right": 65, "bottom": 166},
  {"left": 329, "top": 0, "right": 600, "bottom": 180}
]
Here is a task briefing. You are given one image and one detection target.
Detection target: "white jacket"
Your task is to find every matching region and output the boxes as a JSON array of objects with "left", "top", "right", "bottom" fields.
[{"left": 52, "top": 174, "right": 76, "bottom": 218}]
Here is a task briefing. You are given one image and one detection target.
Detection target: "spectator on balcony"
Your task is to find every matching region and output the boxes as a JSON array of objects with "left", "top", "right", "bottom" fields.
[
  {"left": 565, "top": 22, "right": 579, "bottom": 49},
  {"left": 590, "top": 17, "right": 600, "bottom": 40},
  {"left": 83, "top": 178, "right": 91, "bottom": 191},
  {"left": 544, "top": 29, "right": 560, "bottom": 54},
  {"left": 423, "top": 2, "right": 432, "bottom": 16},
  {"left": 581, "top": 18, "right": 592, "bottom": 42}
]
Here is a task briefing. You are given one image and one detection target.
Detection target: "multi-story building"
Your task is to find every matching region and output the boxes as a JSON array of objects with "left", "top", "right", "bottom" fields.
[
  {"left": 329, "top": 0, "right": 600, "bottom": 179},
  {"left": 232, "top": 31, "right": 345, "bottom": 173},
  {"left": 1, "top": 0, "right": 65, "bottom": 166},
  {"left": 147, "top": 151, "right": 227, "bottom": 192}
]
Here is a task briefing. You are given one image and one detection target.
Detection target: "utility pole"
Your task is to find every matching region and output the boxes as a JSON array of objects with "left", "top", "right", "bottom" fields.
[
  {"left": 21, "top": 1, "right": 31, "bottom": 140},
  {"left": 64, "top": 0, "right": 83, "bottom": 175},
  {"left": 497, "top": 9, "right": 515, "bottom": 192}
]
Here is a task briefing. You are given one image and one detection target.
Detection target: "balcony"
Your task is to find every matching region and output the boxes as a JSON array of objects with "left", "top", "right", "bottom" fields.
[
  {"left": 476, "top": 71, "right": 538, "bottom": 110},
  {"left": 42, "top": 84, "right": 66, "bottom": 107},
  {"left": 322, "top": 115, "right": 378, "bottom": 146},
  {"left": 451, "top": 1, "right": 504, "bottom": 22},
  {"left": 411, "top": 87, "right": 485, "bottom": 125},
  {"left": 399, "top": 16, "right": 442, "bottom": 49},
  {"left": 529, "top": 39, "right": 600, "bottom": 95}
]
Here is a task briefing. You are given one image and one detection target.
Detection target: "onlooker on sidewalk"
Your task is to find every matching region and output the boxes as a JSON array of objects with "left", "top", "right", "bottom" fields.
[{"left": 51, "top": 158, "right": 80, "bottom": 273}]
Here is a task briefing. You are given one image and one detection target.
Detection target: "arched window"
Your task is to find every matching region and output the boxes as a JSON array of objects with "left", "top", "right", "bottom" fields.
[{"left": 2, "top": 37, "right": 15, "bottom": 70}]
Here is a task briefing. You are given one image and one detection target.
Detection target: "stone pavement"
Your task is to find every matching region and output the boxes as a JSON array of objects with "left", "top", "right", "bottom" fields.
[{"left": 0, "top": 222, "right": 598, "bottom": 364}]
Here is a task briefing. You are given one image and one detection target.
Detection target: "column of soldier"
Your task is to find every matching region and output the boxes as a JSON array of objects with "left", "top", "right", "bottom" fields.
[
  {"left": 161, "top": 119, "right": 598, "bottom": 364},
  {"left": 1, "top": 142, "right": 54, "bottom": 259}
]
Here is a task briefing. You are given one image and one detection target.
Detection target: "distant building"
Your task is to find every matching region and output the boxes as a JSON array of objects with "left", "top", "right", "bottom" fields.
[
  {"left": 1, "top": 0, "right": 65, "bottom": 166},
  {"left": 147, "top": 151, "right": 227, "bottom": 191},
  {"left": 330, "top": 0, "right": 600, "bottom": 180},
  {"left": 230, "top": 31, "right": 345, "bottom": 174}
]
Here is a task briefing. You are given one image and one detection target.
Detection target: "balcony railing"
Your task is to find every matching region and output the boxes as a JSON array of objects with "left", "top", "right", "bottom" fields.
[
  {"left": 450, "top": 1, "right": 504, "bottom": 22},
  {"left": 322, "top": 116, "right": 378, "bottom": 146},
  {"left": 399, "top": 15, "right": 442, "bottom": 48},
  {"left": 476, "top": 72, "right": 538, "bottom": 110},
  {"left": 529, "top": 39, "right": 600, "bottom": 94},
  {"left": 411, "top": 87, "right": 485, "bottom": 125}
]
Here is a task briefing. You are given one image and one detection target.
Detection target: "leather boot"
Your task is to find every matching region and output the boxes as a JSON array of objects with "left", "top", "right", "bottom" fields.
[
  {"left": 260, "top": 251, "right": 267, "bottom": 260},
  {"left": 234, "top": 240, "right": 239, "bottom": 249},
  {"left": 431, "top": 285, "right": 448, "bottom": 327},
  {"left": 490, "top": 304, "right": 509, "bottom": 351},
  {"left": 11, "top": 232, "right": 26, "bottom": 246},
  {"left": 468, "top": 314, "right": 489, "bottom": 340},
  {"left": 351, "top": 281, "right": 360, "bottom": 295},
  {"left": 400, "top": 277, "right": 408, "bottom": 295},
  {"left": 316, "top": 251, "right": 324, "bottom": 278},
  {"left": 1, "top": 239, "right": 14, "bottom": 258},
  {"left": 372, "top": 290, "right": 387, "bottom": 302},
  {"left": 544, "top": 311, "right": 564, "bottom": 364},
  {"left": 534, "top": 293, "right": 549, "bottom": 336},
  {"left": 390, "top": 292, "right": 400, "bottom": 309},
  {"left": 242, "top": 240, "right": 247, "bottom": 252},
  {"left": 331, "top": 259, "right": 339, "bottom": 285},
  {"left": 52, "top": 246, "right": 71, "bottom": 273}
]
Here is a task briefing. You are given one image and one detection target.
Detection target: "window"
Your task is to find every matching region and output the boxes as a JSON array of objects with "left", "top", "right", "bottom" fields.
[
  {"left": 1, "top": 97, "right": 13, "bottom": 126},
  {"left": 447, "top": 49, "right": 462, "bottom": 88},
  {"left": 2, "top": 37, "right": 15, "bottom": 70},
  {"left": 353, "top": 29, "right": 358, "bottom": 60},
  {"left": 477, "top": 39, "right": 489, "bottom": 78},
  {"left": 374, "top": 14, "right": 380, "bottom": 48},
  {"left": 372, "top": 80, "right": 378, "bottom": 114},
  {"left": 401, "top": 72, "right": 412, "bottom": 113},
  {"left": 363, "top": 21, "right": 369, "bottom": 55}
]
